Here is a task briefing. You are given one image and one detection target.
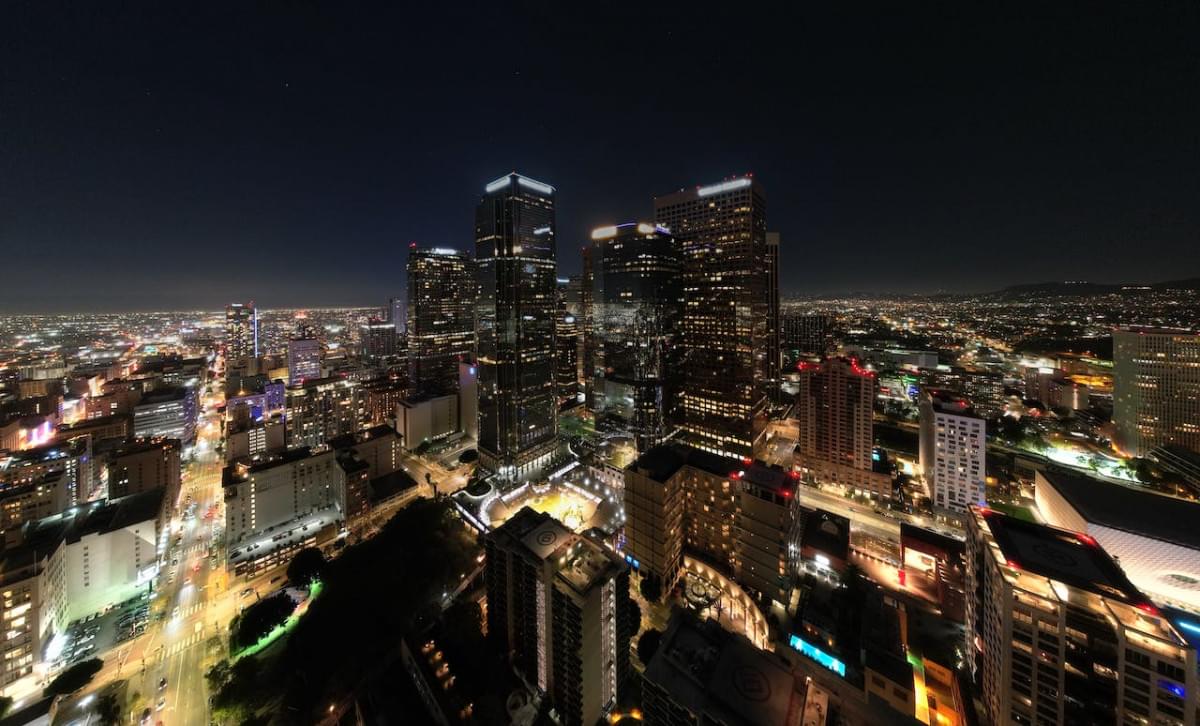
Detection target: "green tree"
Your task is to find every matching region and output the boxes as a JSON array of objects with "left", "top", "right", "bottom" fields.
[
  {"left": 286, "top": 547, "right": 326, "bottom": 587},
  {"left": 44, "top": 658, "right": 103, "bottom": 696},
  {"left": 639, "top": 575, "right": 663, "bottom": 603},
  {"left": 233, "top": 592, "right": 295, "bottom": 650}
]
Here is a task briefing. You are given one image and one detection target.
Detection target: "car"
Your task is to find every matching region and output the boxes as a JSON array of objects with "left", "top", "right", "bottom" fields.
[
  {"left": 159, "top": 677, "right": 168, "bottom": 690},
  {"left": 140, "top": 707, "right": 153, "bottom": 725},
  {"left": 156, "top": 697, "right": 166, "bottom": 711}
]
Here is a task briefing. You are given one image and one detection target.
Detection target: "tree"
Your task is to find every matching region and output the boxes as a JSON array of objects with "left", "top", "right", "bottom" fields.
[
  {"left": 233, "top": 592, "right": 296, "bottom": 650},
  {"left": 637, "top": 629, "right": 663, "bottom": 665},
  {"left": 639, "top": 575, "right": 662, "bottom": 603},
  {"left": 205, "top": 660, "right": 232, "bottom": 691},
  {"left": 287, "top": 547, "right": 326, "bottom": 587},
  {"left": 96, "top": 691, "right": 122, "bottom": 726},
  {"left": 44, "top": 658, "right": 103, "bottom": 696}
]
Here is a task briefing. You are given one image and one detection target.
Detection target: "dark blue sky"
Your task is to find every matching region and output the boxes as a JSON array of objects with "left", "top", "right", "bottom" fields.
[{"left": 2, "top": 2, "right": 1198, "bottom": 312}]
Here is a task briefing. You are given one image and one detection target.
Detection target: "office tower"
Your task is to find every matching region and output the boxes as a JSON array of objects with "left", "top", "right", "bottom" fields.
[
  {"left": 919, "top": 389, "right": 986, "bottom": 513},
  {"left": 555, "top": 278, "right": 579, "bottom": 405},
  {"left": 580, "top": 241, "right": 599, "bottom": 408},
  {"left": 484, "top": 507, "right": 633, "bottom": 726},
  {"left": 225, "top": 302, "right": 258, "bottom": 361},
  {"left": 359, "top": 318, "right": 398, "bottom": 361},
  {"left": 1113, "top": 327, "right": 1200, "bottom": 456},
  {"left": 623, "top": 443, "right": 800, "bottom": 612},
  {"left": 287, "top": 338, "right": 322, "bottom": 386},
  {"left": 794, "top": 358, "right": 891, "bottom": 498},
  {"left": 406, "top": 246, "right": 474, "bottom": 397},
  {"left": 588, "top": 223, "right": 682, "bottom": 451},
  {"left": 284, "top": 377, "right": 362, "bottom": 449},
  {"left": 766, "top": 231, "right": 781, "bottom": 392},
  {"left": 132, "top": 386, "right": 198, "bottom": 443},
  {"left": 782, "top": 313, "right": 833, "bottom": 361},
  {"left": 388, "top": 296, "right": 405, "bottom": 335},
  {"left": 965, "top": 507, "right": 1198, "bottom": 726},
  {"left": 475, "top": 173, "right": 558, "bottom": 480},
  {"left": 654, "top": 175, "right": 770, "bottom": 458}
]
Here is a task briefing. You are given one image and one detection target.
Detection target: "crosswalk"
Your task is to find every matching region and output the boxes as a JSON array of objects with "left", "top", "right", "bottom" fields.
[
  {"left": 156, "top": 632, "right": 206, "bottom": 660},
  {"left": 173, "top": 602, "right": 205, "bottom": 618}
]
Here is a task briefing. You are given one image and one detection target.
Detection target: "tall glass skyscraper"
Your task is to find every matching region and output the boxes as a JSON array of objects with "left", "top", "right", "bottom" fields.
[
  {"left": 225, "top": 302, "right": 258, "bottom": 360},
  {"left": 654, "top": 176, "right": 771, "bottom": 458},
  {"left": 406, "top": 246, "right": 474, "bottom": 396},
  {"left": 588, "top": 222, "right": 682, "bottom": 452},
  {"left": 474, "top": 173, "right": 559, "bottom": 481}
]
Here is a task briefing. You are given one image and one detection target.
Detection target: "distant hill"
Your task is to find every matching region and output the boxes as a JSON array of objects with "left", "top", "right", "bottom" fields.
[{"left": 994, "top": 278, "right": 1200, "bottom": 297}]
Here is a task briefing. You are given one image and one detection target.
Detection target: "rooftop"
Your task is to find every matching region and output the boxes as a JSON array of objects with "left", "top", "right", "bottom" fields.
[
  {"left": 328, "top": 424, "right": 397, "bottom": 451},
  {"left": 980, "top": 507, "right": 1148, "bottom": 606},
  {"left": 628, "top": 443, "right": 756, "bottom": 485},
  {"left": 644, "top": 612, "right": 796, "bottom": 726},
  {"left": 1039, "top": 468, "right": 1200, "bottom": 550}
]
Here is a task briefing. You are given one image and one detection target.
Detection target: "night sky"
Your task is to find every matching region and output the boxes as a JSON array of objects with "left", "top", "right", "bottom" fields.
[{"left": 3, "top": 3, "right": 1199, "bottom": 312}]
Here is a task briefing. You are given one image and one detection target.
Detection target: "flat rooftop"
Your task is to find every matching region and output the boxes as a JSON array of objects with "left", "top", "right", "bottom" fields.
[
  {"left": 1039, "top": 468, "right": 1200, "bottom": 550},
  {"left": 629, "top": 443, "right": 768, "bottom": 485},
  {"left": 644, "top": 613, "right": 796, "bottom": 726},
  {"left": 981, "top": 508, "right": 1148, "bottom": 606}
]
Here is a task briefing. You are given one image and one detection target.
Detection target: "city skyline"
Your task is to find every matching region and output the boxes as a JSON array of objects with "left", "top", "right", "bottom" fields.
[{"left": 4, "top": 4, "right": 1200, "bottom": 312}]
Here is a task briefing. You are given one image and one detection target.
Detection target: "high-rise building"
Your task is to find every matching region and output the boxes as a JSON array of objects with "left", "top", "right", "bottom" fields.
[
  {"left": 105, "top": 437, "right": 182, "bottom": 507},
  {"left": 654, "top": 176, "right": 770, "bottom": 458},
  {"left": 794, "top": 358, "right": 891, "bottom": 498},
  {"left": 484, "top": 507, "right": 634, "bottom": 726},
  {"left": 360, "top": 318, "right": 398, "bottom": 361},
  {"left": 782, "top": 313, "right": 833, "bottom": 362},
  {"left": 284, "top": 377, "right": 362, "bottom": 449},
  {"left": 287, "top": 338, "right": 322, "bottom": 386},
  {"left": 919, "top": 389, "right": 986, "bottom": 513},
  {"left": 966, "top": 506, "right": 1197, "bottom": 726},
  {"left": 388, "top": 296, "right": 405, "bottom": 335},
  {"left": 588, "top": 223, "right": 682, "bottom": 451},
  {"left": 406, "top": 246, "right": 474, "bottom": 397},
  {"left": 474, "top": 173, "right": 558, "bottom": 480},
  {"left": 1113, "top": 327, "right": 1200, "bottom": 456},
  {"left": 623, "top": 443, "right": 801, "bottom": 611},
  {"left": 555, "top": 278, "right": 579, "bottom": 406},
  {"left": 225, "top": 302, "right": 258, "bottom": 361},
  {"left": 766, "top": 231, "right": 781, "bottom": 393}
]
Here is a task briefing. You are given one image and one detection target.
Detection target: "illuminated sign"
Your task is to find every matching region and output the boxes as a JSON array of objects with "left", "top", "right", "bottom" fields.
[
  {"left": 591, "top": 225, "right": 618, "bottom": 240},
  {"left": 788, "top": 635, "right": 846, "bottom": 677},
  {"left": 697, "top": 178, "right": 751, "bottom": 197},
  {"left": 534, "top": 226, "right": 552, "bottom": 236},
  {"left": 430, "top": 247, "right": 459, "bottom": 256}
]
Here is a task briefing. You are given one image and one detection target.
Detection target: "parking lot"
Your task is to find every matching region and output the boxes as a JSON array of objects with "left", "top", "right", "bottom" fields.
[{"left": 54, "top": 592, "right": 152, "bottom": 667}]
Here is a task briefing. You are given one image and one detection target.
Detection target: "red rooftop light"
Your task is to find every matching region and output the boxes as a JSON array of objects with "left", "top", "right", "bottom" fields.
[
  {"left": 1006, "top": 559, "right": 1021, "bottom": 570},
  {"left": 1077, "top": 532, "right": 1098, "bottom": 547},
  {"left": 1136, "top": 602, "right": 1160, "bottom": 616}
]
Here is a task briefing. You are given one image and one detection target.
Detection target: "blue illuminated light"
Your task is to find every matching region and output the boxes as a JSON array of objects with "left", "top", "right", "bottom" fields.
[
  {"left": 1177, "top": 620, "right": 1200, "bottom": 636},
  {"left": 788, "top": 635, "right": 846, "bottom": 677},
  {"left": 517, "top": 176, "right": 554, "bottom": 195},
  {"left": 1159, "top": 679, "right": 1186, "bottom": 699}
]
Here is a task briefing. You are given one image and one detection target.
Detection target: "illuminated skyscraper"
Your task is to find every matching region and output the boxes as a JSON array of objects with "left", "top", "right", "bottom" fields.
[
  {"left": 588, "top": 222, "right": 682, "bottom": 451},
  {"left": 766, "top": 231, "right": 781, "bottom": 393},
  {"left": 795, "top": 357, "right": 891, "bottom": 498},
  {"left": 919, "top": 389, "right": 986, "bottom": 513},
  {"left": 555, "top": 278, "right": 579, "bottom": 406},
  {"left": 406, "top": 246, "right": 474, "bottom": 397},
  {"left": 1113, "top": 326, "right": 1200, "bottom": 456},
  {"left": 225, "top": 302, "right": 258, "bottom": 361},
  {"left": 287, "top": 338, "right": 321, "bottom": 386},
  {"left": 474, "top": 173, "right": 558, "bottom": 480},
  {"left": 654, "top": 176, "right": 770, "bottom": 458}
]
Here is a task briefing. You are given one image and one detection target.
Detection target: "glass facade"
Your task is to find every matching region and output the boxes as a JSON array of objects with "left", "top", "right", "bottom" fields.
[
  {"left": 654, "top": 177, "right": 771, "bottom": 458},
  {"left": 589, "top": 223, "right": 682, "bottom": 451},
  {"left": 406, "top": 247, "right": 474, "bottom": 396},
  {"left": 475, "top": 174, "right": 559, "bottom": 480}
]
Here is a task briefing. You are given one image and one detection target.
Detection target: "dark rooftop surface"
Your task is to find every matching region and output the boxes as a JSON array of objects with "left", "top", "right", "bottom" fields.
[
  {"left": 982, "top": 508, "right": 1149, "bottom": 606},
  {"left": 629, "top": 443, "right": 762, "bottom": 485},
  {"left": 1040, "top": 468, "right": 1200, "bottom": 550},
  {"left": 801, "top": 509, "right": 850, "bottom": 558},
  {"left": 328, "top": 424, "right": 397, "bottom": 451},
  {"left": 369, "top": 470, "right": 418, "bottom": 504}
]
